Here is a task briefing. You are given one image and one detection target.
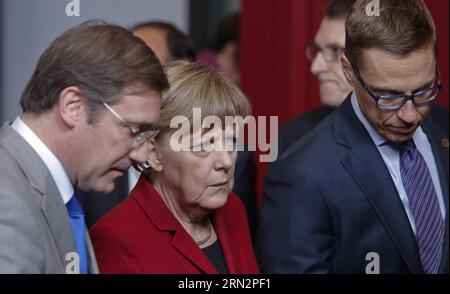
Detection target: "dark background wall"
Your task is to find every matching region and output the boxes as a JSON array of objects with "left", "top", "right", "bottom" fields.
[{"left": 189, "top": 0, "right": 240, "bottom": 50}]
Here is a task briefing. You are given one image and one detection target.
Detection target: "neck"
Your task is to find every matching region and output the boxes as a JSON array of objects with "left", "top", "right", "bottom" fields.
[
  {"left": 153, "top": 178, "right": 216, "bottom": 246},
  {"left": 153, "top": 177, "right": 208, "bottom": 225},
  {"left": 21, "top": 112, "right": 77, "bottom": 184}
]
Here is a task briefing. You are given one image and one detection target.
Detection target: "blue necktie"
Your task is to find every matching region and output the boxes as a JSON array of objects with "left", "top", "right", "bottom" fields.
[
  {"left": 66, "top": 194, "right": 88, "bottom": 274},
  {"left": 400, "top": 140, "right": 444, "bottom": 274}
]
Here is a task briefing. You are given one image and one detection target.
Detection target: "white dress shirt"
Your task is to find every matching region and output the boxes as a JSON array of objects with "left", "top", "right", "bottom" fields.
[{"left": 11, "top": 116, "right": 74, "bottom": 204}]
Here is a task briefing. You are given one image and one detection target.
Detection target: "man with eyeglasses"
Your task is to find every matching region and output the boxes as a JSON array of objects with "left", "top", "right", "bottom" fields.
[
  {"left": 77, "top": 21, "right": 195, "bottom": 231},
  {"left": 0, "top": 21, "right": 168, "bottom": 273},
  {"left": 258, "top": 0, "right": 448, "bottom": 274},
  {"left": 278, "top": 0, "right": 354, "bottom": 154}
]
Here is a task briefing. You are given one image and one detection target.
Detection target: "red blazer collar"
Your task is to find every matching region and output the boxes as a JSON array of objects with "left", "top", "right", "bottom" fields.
[{"left": 130, "top": 175, "right": 240, "bottom": 273}]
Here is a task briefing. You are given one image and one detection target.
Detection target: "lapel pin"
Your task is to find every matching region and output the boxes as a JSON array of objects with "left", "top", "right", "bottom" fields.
[{"left": 442, "top": 138, "right": 449, "bottom": 149}]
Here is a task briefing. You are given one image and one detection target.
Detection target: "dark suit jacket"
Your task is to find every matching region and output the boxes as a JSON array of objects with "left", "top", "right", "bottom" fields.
[
  {"left": 278, "top": 106, "right": 335, "bottom": 155},
  {"left": 90, "top": 175, "right": 260, "bottom": 274},
  {"left": 77, "top": 174, "right": 129, "bottom": 228},
  {"left": 257, "top": 95, "right": 449, "bottom": 273}
]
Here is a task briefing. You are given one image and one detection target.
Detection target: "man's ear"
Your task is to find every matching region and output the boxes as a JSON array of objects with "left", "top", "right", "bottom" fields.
[
  {"left": 58, "top": 86, "right": 86, "bottom": 128},
  {"left": 341, "top": 55, "right": 356, "bottom": 88},
  {"left": 147, "top": 138, "right": 163, "bottom": 172}
]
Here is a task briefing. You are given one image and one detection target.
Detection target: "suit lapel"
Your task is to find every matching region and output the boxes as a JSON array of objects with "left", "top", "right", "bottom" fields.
[
  {"left": 172, "top": 225, "right": 218, "bottom": 274},
  {"left": 40, "top": 176, "right": 77, "bottom": 270},
  {"left": 1, "top": 123, "right": 78, "bottom": 272},
  {"left": 133, "top": 176, "right": 218, "bottom": 273},
  {"left": 336, "top": 97, "right": 422, "bottom": 273}
]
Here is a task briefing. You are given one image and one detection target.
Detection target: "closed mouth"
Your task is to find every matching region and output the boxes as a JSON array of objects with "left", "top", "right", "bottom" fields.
[
  {"left": 388, "top": 124, "right": 419, "bottom": 134},
  {"left": 210, "top": 181, "right": 228, "bottom": 187}
]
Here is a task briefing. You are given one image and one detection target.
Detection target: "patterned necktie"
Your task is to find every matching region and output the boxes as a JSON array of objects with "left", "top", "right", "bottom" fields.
[
  {"left": 399, "top": 140, "right": 444, "bottom": 274},
  {"left": 66, "top": 194, "right": 88, "bottom": 274}
]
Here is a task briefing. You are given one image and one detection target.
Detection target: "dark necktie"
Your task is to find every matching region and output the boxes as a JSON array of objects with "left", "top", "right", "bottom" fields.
[
  {"left": 399, "top": 140, "right": 444, "bottom": 274},
  {"left": 66, "top": 194, "right": 88, "bottom": 274}
]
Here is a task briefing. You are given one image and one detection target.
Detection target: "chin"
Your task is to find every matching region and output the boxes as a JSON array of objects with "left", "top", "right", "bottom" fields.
[
  {"left": 384, "top": 132, "right": 414, "bottom": 143},
  {"left": 206, "top": 191, "right": 230, "bottom": 210},
  {"left": 320, "top": 92, "right": 344, "bottom": 107}
]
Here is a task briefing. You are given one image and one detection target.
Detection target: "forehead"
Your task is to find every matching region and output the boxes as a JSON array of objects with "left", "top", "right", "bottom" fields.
[
  {"left": 360, "top": 45, "right": 437, "bottom": 91},
  {"left": 315, "top": 17, "right": 346, "bottom": 46},
  {"left": 113, "top": 90, "right": 161, "bottom": 125}
]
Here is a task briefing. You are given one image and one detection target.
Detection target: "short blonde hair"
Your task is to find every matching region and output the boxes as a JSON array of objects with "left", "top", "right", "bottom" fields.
[
  {"left": 141, "top": 61, "right": 251, "bottom": 182},
  {"left": 158, "top": 60, "right": 251, "bottom": 136}
]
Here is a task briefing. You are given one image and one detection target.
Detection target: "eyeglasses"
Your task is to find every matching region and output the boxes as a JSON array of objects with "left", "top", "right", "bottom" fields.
[
  {"left": 103, "top": 103, "right": 159, "bottom": 145},
  {"left": 353, "top": 68, "right": 442, "bottom": 111},
  {"left": 305, "top": 44, "right": 345, "bottom": 62}
]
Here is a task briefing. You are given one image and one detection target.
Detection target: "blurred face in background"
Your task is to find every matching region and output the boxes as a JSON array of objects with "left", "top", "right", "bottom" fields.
[
  {"left": 310, "top": 17, "right": 352, "bottom": 107},
  {"left": 133, "top": 27, "right": 171, "bottom": 64}
]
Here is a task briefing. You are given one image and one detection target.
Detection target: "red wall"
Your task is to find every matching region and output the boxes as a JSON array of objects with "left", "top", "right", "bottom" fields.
[{"left": 240, "top": 0, "right": 449, "bottom": 210}]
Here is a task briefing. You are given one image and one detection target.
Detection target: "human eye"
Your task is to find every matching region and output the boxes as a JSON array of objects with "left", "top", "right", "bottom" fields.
[{"left": 224, "top": 136, "right": 237, "bottom": 151}]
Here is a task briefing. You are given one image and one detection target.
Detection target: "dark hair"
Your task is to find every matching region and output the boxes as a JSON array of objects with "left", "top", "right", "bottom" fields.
[
  {"left": 20, "top": 20, "right": 168, "bottom": 114},
  {"left": 213, "top": 13, "right": 240, "bottom": 53},
  {"left": 325, "top": 0, "right": 356, "bottom": 19},
  {"left": 345, "top": 0, "right": 437, "bottom": 70},
  {"left": 131, "top": 21, "right": 196, "bottom": 62}
]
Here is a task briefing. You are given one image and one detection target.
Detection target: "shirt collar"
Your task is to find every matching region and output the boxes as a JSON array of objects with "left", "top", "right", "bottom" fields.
[{"left": 11, "top": 116, "right": 74, "bottom": 204}]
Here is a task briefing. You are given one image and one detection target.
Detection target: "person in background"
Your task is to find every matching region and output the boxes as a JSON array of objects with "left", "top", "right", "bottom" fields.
[
  {"left": 132, "top": 21, "right": 197, "bottom": 64},
  {"left": 258, "top": 0, "right": 448, "bottom": 273},
  {"left": 278, "top": 0, "right": 355, "bottom": 155},
  {"left": 0, "top": 21, "right": 168, "bottom": 273},
  {"left": 197, "top": 13, "right": 241, "bottom": 86},
  {"left": 91, "top": 61, "right": 259, "bottom": 274}
]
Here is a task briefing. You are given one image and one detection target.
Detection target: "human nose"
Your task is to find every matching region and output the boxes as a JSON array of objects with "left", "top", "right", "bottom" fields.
[
  {"left": 213, "top": 150, "right": 234, "bottom": 171},
  {"left": 128, "top": 140, "right": 149, "bottom": 164},
  {"left": 397, "top": 100, "right": 419, "bottom": 124},
  {"left": 311, "top": 52, "right": 328, "bottom": 76}
]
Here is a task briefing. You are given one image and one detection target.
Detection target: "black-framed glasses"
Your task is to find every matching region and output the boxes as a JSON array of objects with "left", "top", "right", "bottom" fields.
[
  {"left": 102, "top": 102, "right": 159, "bottom": 145},
  {"left": 353, "top": 68, "right": 442, "bottom": 111},
  {"left": 305, "top": 44, "right": 345, "bottom": 62}
]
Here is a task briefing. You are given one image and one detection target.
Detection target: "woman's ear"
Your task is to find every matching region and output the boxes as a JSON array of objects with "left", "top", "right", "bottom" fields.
[
  {"left": 341, "top": 55, "right": 356, "bottom": 88},
  {"left": 147, "top": 138, "right": 163, "bottom": 172}
]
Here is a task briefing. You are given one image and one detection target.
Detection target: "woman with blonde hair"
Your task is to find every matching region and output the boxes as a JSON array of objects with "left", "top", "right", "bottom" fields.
[{"left": 91, "top": 61, "right": 259, "bottom": 274}]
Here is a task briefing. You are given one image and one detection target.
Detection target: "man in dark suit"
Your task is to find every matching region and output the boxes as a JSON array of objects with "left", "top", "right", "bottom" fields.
[
  {"left": 257, "top": 0, "right": 449, "bottom": 274},
  {"left": 279, "top": 0, "right": 355, "bottom": 154}
]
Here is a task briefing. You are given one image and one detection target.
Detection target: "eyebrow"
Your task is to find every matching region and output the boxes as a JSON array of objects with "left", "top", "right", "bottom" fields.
[
  {"left": 314, "top": 42, "right": 343, "bottom": 49},
  {"left": 368, "top": 78, "right": 436, "bottom": 95}
]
